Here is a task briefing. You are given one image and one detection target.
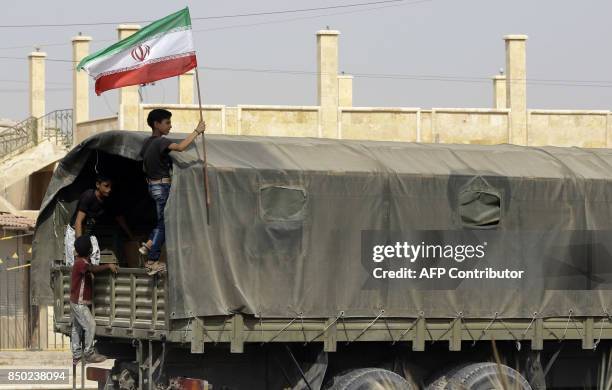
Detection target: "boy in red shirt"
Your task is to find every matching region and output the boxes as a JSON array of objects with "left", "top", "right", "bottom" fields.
[{"left": 70, "top": 235, "right": 118, "bottom": 364}]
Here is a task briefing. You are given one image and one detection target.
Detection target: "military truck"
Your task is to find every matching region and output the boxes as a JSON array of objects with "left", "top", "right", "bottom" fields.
[{"left": 33, "top": 131, "right": 612, "bottom": 389}]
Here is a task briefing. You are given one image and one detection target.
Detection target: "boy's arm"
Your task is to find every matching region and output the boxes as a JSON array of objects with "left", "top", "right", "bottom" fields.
[
  {"left": 87, "top": 263, "right": 119, "bottom": 274},
  {"left": 74, "top": 211, "right": 86, "bottom": 238},
  {"left": 168, "top": 121, "right": 206, "bottom": 152}
]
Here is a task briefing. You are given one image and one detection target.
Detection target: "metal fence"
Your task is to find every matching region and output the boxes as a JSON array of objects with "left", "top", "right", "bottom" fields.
[
  {"left": 0, "top": 109, "right": 73, "bottom": 161},
  {"left": 0, "top": 117, "right": 37, "bottom": 160},
  {"left": 0, "top": 234, "right": 69, "bottom": 351},
  {"left": 0, "top": 234, "right": 29, "bottom": 350},
  {"left": 41, "top": 109, "right": 73, "bottom": 149}
]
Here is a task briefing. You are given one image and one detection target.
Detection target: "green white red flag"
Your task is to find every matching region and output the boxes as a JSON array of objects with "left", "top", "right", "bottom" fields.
[{"left": 77, "top": 8, "right": 197, "bottom": 95}]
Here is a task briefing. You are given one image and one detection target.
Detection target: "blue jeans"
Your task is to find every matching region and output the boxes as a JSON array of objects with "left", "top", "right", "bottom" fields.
[
  {"left": 148, "top": 183, "right": 171, "bottom": 261},
  {"left": 70, "top": 303, "right": 96, "bottom": 359}
]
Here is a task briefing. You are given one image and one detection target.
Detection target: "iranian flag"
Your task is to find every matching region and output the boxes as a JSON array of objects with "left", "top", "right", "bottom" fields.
[{"left": 77, "top": 8, "right": 197, "bottom": 95}]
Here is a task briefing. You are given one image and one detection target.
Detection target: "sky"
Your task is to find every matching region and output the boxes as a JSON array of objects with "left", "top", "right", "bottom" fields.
[{"left": 1, "top": 0, "right": 612, "bottom": 122}]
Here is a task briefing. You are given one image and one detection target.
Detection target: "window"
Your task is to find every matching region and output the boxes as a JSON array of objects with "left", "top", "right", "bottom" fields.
[
  {"left": 458, "top": 189, "right": 501, "bottom": 228},
  {"left": 259, "top": 186, "right": 307, "bottom": 221}
]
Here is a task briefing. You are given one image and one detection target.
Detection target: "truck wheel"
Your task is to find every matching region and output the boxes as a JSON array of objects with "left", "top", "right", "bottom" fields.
[
  {"left": 327, "top": 368, "right": 414, "bottom": 390},
  {"left": 427, "top": 363, "right": 531, "bottom": 390}
]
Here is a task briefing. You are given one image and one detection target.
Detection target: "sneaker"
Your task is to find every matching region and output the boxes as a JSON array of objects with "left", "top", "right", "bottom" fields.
[
  {"left": 146, "top": 261, "right": 166, "bottom": 276},
  {"left": 85, "top": 352, "right": 107, "bottom": 363},
  {"left": 138, "top": 243, "right": 150, "bottom": 256}
]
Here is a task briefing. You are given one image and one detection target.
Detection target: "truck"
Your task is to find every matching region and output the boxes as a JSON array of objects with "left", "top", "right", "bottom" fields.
[{"left": 33, "top": 131, "right": 612, "bottom": 389}]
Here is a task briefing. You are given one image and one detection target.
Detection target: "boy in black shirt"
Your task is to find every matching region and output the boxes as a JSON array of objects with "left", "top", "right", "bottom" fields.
[
  {"left": 139, "top": 109, "right": 205, "bottom": 274},
  {"left": 64, "top": 175, "right": 135, "bottom": 265}
]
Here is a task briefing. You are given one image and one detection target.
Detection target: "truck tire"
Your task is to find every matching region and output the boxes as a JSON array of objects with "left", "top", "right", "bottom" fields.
[
  {"left": 427, "top": 362, "right": 531, "bottom": 390},
  {"left": 327, "top": 368, "right": 414, "bottom": 390}
]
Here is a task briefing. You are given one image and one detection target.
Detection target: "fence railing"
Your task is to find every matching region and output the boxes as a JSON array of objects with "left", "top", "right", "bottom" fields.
[
  {"left": 0, "top": 234, "right": 68, "bottom": 351},
  {"left": 0, "top": 117, "right": 37, "bottom": 160},
  {"left": 41, "top": 109, "right": 73, "bottom": 149},
  {"left": 0, "top": 109, "right": 73, "bottom": 160}
]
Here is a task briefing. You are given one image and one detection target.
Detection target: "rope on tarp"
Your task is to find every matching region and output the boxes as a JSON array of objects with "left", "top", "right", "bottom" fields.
[
  {"left": 560, "top": 310, "right": 574, "bottom": 342},
  {"left": 382, "top": 316, "right": 393, "bottom": 341},
  {"left": 392, "top": 318, "right": 418, "bottom": 345},
  {"left": 299, "top": 312, "right": 307, "bottom": 345},
  {"left": 215, "top": 315, "right": 232, "bottom": 345},
  {"left": 594, "top": 317, "right": 607, "bottom": 350},
  {"left": 431, "top": 315, "right": 460, "bottom": 344},
  {"left": 570, "top": 311, "right": 583, "bottom": 339},
  {"left": 341, "top": 315, "right": 350, "bottom": 344},
  {"left": 259, "top": 312, "right": 264, "bottom": 345},
  {"left": 498, "top": 317, "right": 521, "bottom": 351},
  {"left": 521, "top": 312, "right": 538, "bottom": 340},
  {"left": 473, "top": 312, "right": 499, "bottom": 347},
  {"left": 265, "top": 316, "right": 298, "bottom": 344},
  {"left": 461, "top": 312, "right": 477, "bottom": 344},
  {"left": 183, "top": 318, "right": 192, "bottom": 343},
  {"left": 348, "top": 309, "right": 385, "bottom": 344},
  {"left": 307, "top": 311, "right": 344, "bottom": 344}
]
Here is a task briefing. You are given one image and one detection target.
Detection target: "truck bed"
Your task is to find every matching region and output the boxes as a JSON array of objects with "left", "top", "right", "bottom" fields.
[{"left": 52, "top": 267, "right": 612, "bottom": 353}]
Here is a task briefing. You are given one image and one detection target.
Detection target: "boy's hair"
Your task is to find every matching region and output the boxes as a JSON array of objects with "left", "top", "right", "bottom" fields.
[
  {"left": 147, "top": 109, "right": 172, "bottom": 129},
  {"left": 95, "top": 174, "right": 112, "bottom": 184},
  {"left": 74, "top": 235, "right": 92, "bottom": 258}
]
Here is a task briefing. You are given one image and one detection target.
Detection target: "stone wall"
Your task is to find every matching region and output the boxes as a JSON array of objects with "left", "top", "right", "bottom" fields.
[
  {"left": 76, "top": 116, "right": 119, "bottom": 143},
  {"left": 528, "top": 110, "right": 612, "bottom": 148},
  {"left": 75, "top": 106, "right": 612, "bottom": 148}
]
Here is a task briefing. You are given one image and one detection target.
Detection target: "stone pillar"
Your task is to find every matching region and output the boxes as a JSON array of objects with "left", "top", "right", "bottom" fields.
[
  {"left": 178, "top": 69, "right": 195, "bottom": 105},
  {"left": 493, "top": 75, "right": 506, "bottom": 109},
  {"left": 504, "top": 35, "right": 528, "bottom": 145},
  {"left": 72, "top": 35, "right": 92, "bottom": 142},
  {"left": 29, "top": 51, "right": 46, "bottom": 142},
  {"left": 117, "top": 25, "right": 141, "bottom": 130},
  {"left": 317, "top": 30, "right": 340, "bottom": 138},
  {"left": 338, "top": 74, "right": 353, "bottom": 107}
]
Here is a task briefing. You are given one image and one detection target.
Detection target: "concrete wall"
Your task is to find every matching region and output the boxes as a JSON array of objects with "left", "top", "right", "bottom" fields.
[
  {"left": 339, "top": 108, "right": 419, "bottom": 141},
  {"left": 237, "top": 106, "right": 320, "bottom": 137},
  {"left": 3, "top": 180, "right": 29, "bottom": 211},
  {"left": 528, "top": 110, "right": 611, "bottom": 148},
  {"left": 140, "top": 104, "right": 225, "bottom": 134},
  {"left": 139, "top": 105, "right": 320, "bottom": 137},
  {"left": 74, "top": 105, "right": 612, "bottom": 149},
  {"left": 62, "top": 29, "right": 611, "bottom": 150},
  {"left": 76, "top": 116, "right": 118, "bottom": 143},
  {"left": 431, "top": 109, "right": 510, "bottom": 145}
]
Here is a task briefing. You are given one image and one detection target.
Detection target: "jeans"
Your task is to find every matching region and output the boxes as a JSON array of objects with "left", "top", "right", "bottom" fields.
[
  {"left": 70, "top": 303, "right": 96, "bottom": 359},
  {"left": 148, "top": 183, "right": 171, "bottom": 261}
]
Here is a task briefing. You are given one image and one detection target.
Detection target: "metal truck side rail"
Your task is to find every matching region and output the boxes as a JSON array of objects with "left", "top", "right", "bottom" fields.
[{"left": 53, "top": 267, "right": 612, "bottom": 353}]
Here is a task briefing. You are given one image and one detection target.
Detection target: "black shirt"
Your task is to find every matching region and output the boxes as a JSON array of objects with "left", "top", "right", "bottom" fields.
[
  {"left": 70, "top": 189, "right": 117, "bottom": 234},
  {"left": 140, "top": 136, "right": 173, "bottom": 180}
]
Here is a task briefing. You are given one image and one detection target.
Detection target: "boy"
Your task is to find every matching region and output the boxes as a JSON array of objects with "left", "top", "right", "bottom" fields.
[
  {"left": 139, "top": 109, "right": 205, "bottom": 274},
  {"left": 70, "top": 235, "right": 118, "bottom": 364},
  {"left": 65, "top": 175, "right": 135, "bottom": 266}
]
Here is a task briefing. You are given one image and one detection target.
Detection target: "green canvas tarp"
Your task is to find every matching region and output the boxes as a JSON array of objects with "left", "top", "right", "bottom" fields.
[{"left": 33, "top": 131, "right": 612, "bottom": 320}]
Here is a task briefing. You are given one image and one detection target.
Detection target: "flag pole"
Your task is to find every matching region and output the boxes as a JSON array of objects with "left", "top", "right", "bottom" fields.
[{"left": 194, "top": 67, "right": 211, "bottom": 225}]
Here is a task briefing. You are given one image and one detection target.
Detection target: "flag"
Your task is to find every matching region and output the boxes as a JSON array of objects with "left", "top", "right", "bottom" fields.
[{"left": 77, "top": 8, "right": 197, "bottom": 95}]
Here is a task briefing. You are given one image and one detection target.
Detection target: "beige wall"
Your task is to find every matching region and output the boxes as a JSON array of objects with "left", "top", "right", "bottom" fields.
[
  {"left": 237, "top": 106, "right": 319, "bottom": 137},
  {"left": 432, "top": 109, "right": 510, "bottom": 145},
  {"left": 140, "top": 104, "right": 224, "bottom": 134},
  {"left": 528, "top": 110, "right": 609, "bottom": 148},
  {"left": 340, "top": 108, "right": 419, "bottom": 141},
  {"left": 3, "top": 180, "right": 29, "bottom": 211},
  {"left": 74, "top": 106, "right": 612, "bottom": 149},
  {"left": 64, "top": 29, "right": 612, "bottom": 151},
  {"left": 76, "top": 116, "right": 119, "bottom": 143}
]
